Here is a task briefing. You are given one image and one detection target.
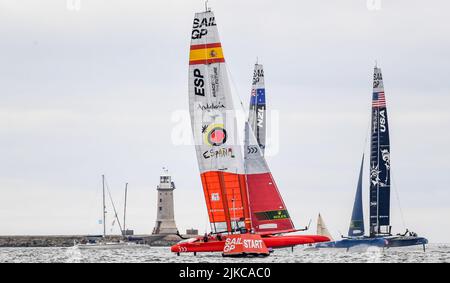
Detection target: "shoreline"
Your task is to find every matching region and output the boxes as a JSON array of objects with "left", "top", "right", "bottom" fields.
[{"left": 0, "top": 234, "right": 196, "bottom": 248}]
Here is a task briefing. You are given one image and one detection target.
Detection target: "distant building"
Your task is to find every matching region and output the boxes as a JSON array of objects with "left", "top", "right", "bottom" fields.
[
  {"left": 152, "top": 170, "right": 178, "bottom": 235},
  {"left": 122, "top": 229, "right": 134, "bottom": 236},
  {"left": 186, "top": 229, "right": 199, "bottom": 236}
]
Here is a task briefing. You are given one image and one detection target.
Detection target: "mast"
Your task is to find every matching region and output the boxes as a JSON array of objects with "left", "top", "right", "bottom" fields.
[
  {"left": 106, "top": 180, "right": 124, "bottom": 236},
  {"left": 123, "top": 182, "right": 128, "bottom": 234},
  {"left": 102, "top": 174, "right": 106, "bottom": 237},
  {"left": 369, "top": 65, "right": 391, "bottom": 236},
  {"left": 218, "top": 171, "right": 232, "bottom": 232}
]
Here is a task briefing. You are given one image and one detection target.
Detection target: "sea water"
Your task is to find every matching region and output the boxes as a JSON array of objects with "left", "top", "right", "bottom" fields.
[{"left": 0, "top": 244, "right": 448, "bottom": 263}]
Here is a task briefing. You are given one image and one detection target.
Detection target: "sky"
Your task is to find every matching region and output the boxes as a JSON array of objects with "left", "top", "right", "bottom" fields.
[{"left": 0, "top": 0, "right": 449, "bottom": 243}]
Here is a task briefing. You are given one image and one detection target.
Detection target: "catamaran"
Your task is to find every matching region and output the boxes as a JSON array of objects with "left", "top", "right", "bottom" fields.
[
  {"left": 171, "top": 7, "right": 329, "bottom": 256},
  {"left": 316, "top": 66, "right": 428, "bottom": 250}
]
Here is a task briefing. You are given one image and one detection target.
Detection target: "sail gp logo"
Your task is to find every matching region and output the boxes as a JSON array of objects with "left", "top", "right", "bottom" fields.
[
  {"left": 252, "top": 68, "right": 264, "bottom": 85},
  {"left": 192, "top": 17, "right": 216, "bottom": 39},
  {"left": 223, "top": 237, "right": 264, "bottom": 253}
]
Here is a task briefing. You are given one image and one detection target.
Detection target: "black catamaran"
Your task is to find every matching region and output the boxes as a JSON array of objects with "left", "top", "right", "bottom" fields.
[
  {"left": 370, "top": 66, "right": 428, "bottom": 249},
  {"left": 369, "top": 66, "right": 391, "bottom": 237},
  {"left": 316, "top": 65, "right": 428, "bottom": 250}
]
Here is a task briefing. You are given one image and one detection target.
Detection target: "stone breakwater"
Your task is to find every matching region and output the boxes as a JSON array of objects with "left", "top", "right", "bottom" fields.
[{"left": 0, "top": 234, "right": 194, "bottom": 248}]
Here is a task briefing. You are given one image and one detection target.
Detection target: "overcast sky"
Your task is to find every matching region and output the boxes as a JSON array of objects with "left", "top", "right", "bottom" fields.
[{"left": 0, "top": 0, "right": 449, "bottom": 243}]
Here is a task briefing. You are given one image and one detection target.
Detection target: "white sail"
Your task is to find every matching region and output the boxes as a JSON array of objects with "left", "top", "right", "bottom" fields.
[
  {"left": 189, "top": 11, "right": 244, "bottom": 175},
  {"left": 248, "top": 63, "right": 266, "bottom": 155},
  {"left": 317, "top": 213, "right": 333, "bottom": 241},
  {"left": 188, "top": 11, "right": 251, "bottom": 233}
]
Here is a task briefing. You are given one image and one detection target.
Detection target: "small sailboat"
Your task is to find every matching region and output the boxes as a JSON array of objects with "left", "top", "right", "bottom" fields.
[
  {"left": 171, "top": 7, "right": 329, "bottom": 256},
  {"left": 316, "top": 65, "right": 428, "bottom": 250},
  {"left": 316, "top": 213, "right": 333, "bottom": 241},
  {"left": 76, "top": 176, "right": 138, "bottom": 249}
]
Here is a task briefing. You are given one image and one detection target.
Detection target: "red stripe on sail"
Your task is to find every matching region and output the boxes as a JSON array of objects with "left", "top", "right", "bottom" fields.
[
  {"left": 190, "top": 43, "right": 222, "bottom": 50},
  {"left": 189, "top": 58, "right": 225, "bottom": 65}
]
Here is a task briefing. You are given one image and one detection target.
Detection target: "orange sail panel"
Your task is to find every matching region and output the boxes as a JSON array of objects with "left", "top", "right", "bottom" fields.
[
  {"left": 188, "top": 11, "right": 251, "bottom": 233},
  {"left": 200, "top": 172, "right": 249, "bottom": 232}
]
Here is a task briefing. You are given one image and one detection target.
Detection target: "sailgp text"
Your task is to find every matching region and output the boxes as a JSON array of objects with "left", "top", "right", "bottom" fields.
[{"left": 192, "top": 17, "right": 216, "bottom": 39}]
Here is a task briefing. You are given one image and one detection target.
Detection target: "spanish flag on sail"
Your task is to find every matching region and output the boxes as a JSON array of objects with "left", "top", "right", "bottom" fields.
[{"left": 189, "top": 43, "right": 225, "bottom": 65}]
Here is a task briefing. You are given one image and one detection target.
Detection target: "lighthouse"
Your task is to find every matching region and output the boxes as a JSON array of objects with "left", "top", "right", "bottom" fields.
[{"left": 152, "top": 169, "right": 178, "bottom": 235}]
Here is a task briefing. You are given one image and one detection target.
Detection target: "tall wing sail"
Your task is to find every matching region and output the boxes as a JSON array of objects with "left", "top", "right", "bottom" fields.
[
  {"left": 189, "top": 11, "right": 251, "bottom": 233},
  {"left": 248, "top": 63, "right": 266, "bottom": 155},
  {"left": 348, "top": 155, "right": 365, "bottom": 237},
  {"left": 369, "top": 66, "right": 391, "bottom": 236},
  {"left": 244, "top": 122, "right": 295, "bottom": 234},
  {"left": 317, "top": 214, "right": 333, "bottom": 241}
]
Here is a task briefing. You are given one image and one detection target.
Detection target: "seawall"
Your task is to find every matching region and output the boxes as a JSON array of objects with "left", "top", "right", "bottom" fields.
[{"left": 0, "top": 234, "right": 196, "bottom": 248}]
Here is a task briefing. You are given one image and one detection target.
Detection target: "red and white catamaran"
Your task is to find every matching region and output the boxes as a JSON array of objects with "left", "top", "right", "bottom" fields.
[{"left": 171, "top": 7, "right": 329, "bottom": 256}]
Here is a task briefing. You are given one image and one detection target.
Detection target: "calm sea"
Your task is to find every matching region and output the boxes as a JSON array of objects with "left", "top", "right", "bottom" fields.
[{"left": 0, "top": 244, "right": 448, "bottom": 263}]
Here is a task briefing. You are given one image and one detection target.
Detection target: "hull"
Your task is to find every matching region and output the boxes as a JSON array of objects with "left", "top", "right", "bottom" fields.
[
  {"left": 315, "top": 238, "right": 387, "bottom": 249},
  {"left": 171, "top": 234, "right": 330, "bottom": 254},
  {"left": 385, "top": 236, "right": 428, "bottom": 248}
]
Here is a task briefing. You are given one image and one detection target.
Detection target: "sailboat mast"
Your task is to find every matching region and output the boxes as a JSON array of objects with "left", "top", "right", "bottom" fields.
[
  {"left": 218, "top": 171, "right": 232, "bottom": 233},
  {"left": 102, "top": 174, "right": 106, "bottom": 237},
  {"left": 123, "top": 183, "right": 128, "bottom": 234}
]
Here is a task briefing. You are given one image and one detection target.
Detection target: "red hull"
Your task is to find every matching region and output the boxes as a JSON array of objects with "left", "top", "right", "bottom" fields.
[{"left": 171, "top": 234, "right": 330, "bottom": 253}]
